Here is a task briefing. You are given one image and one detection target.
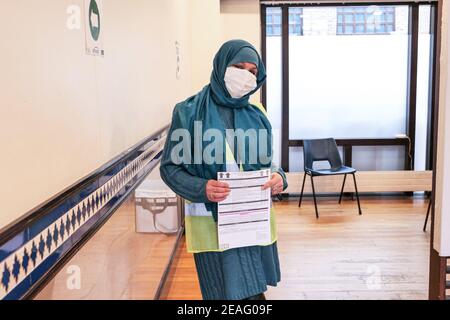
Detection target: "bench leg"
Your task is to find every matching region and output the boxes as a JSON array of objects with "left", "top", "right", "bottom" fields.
[
  {"left": 423, "top": 198, "right": 432, "bottom": 232},
  {"left": 338, "top": 174, "right": 347, "bottom": 204}
]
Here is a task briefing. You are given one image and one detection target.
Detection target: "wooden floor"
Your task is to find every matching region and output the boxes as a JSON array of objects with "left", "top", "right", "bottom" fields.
[
  {"left": 161, "top": 196, "right": 431, "bottom": 300},
  {"left": 35, "top": 197, "right": 179, "bottom": 300}
]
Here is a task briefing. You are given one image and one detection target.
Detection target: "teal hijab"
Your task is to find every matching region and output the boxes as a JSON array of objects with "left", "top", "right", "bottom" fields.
[
  {"left": 210, "top": 40, "right": 266, "bottom": 108},
  {"left": 164, "top": 39, "right": 272, "bottom": 220}
]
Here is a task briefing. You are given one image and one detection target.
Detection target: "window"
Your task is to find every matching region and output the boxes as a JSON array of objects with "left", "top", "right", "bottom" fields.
[
  {"left": 289, "top": 8, "right": 303, "bottom": 36},
  {"left": 264, "top": 4, "right": 435, "bottom": 172},
  {"left": 265, "top": 7, "right": 283, "bottom": 166},
  {"left": 266, "top": 7, "right": 282, "bottom": 36},
  {"left": 266, "top": 7, "right": 303, "bottom": 36},
  {"left": 415, "top": 5, "right": 433, "bottom": 170},
  {"left": 337, "top": 6, "right": 396, "bottom": 35}
]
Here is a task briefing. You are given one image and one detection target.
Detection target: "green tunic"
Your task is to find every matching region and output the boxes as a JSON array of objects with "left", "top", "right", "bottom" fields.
[
  {"left": 160, "top": 39, "right": 287, "bottom": 300},
  {"left": 161, "top": 105, "right": 285, "bottom": 300}
]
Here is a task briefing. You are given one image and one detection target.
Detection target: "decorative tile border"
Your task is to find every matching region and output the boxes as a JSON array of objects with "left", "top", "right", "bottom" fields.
[
  {"left": 0, "top": 130, "right": 167, "bottom": 300},
  {"left": 447, "top": 258, "right": 450, "bottom": 300}
]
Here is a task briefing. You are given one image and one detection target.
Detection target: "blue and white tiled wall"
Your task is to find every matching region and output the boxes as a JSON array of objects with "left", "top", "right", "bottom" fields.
[{"left": 0, "top": 133, "right": 167, "bottom": 300}]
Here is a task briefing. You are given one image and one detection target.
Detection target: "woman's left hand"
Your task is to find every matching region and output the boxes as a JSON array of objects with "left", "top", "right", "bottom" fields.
[{"left": 262, "top": 173, "right": 284, "bottom": 195}]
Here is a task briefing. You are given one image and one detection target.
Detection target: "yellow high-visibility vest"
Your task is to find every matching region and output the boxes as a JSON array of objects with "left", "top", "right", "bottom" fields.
[{"left": 184, "top": 103, "right": 278, "bottom": 253}]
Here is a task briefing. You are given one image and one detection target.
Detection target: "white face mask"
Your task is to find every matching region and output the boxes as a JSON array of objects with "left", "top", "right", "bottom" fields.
[{"left": 224, "top": 66, "right": 257, "bottom": 99}]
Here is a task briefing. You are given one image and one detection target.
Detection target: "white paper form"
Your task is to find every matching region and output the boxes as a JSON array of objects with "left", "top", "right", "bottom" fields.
[{"left": 217, "top": 169, "right": 271, "bottom": 250}]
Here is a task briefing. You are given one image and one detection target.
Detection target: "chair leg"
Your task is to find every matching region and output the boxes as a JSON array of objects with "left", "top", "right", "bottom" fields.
[
  {"left": 338, "top": 174, "right": 347, "bottom": 204},
  {"left": 310, "top": 175, "right": 319, "bottom": 219},
  {"left": 298, "top": 172, "right": 307, "bottom": 207},
  {"left": 423, "top": 198, "right": 432, "bottom": 232},
  {"left": 351, "top": 173, "right": 362, "bottom": 215}
]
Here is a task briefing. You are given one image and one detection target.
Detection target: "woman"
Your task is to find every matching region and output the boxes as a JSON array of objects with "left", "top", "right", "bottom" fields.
[{"left": 160, "top": 39, "right": 288, "bottom": 300}]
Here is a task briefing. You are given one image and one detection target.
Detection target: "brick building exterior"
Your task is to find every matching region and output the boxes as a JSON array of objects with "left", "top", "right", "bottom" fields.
[{"left": 267, "top": 5, "right": 431, "bottom": 37}]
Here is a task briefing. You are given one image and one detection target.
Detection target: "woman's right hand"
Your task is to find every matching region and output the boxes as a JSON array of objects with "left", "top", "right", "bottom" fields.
[{"left": 205, "top": 180, "right": 230, "bottom": 202}]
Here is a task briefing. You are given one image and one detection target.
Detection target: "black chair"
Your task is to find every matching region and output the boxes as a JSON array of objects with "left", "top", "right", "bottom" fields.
[{"left": 298, "top": 138, "right": 362, "bottom": 218}]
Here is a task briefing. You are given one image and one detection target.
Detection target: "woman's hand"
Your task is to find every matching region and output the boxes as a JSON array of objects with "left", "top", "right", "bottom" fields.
[
  {"left": 262, "top": 173, "right": 284, "bottom": 195},
  {"left": 206, "top": 180, "right": 230, "bottom": 202}
]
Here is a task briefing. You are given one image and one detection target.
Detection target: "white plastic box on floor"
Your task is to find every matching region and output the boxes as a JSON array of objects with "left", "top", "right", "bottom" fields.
[{"left": 134, "top": 179, "right": 181, "bottom": 234}]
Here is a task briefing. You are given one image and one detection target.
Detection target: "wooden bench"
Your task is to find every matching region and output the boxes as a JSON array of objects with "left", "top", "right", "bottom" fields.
[{"left": 283, "top": 171, "right": 433, "bottom": 194}]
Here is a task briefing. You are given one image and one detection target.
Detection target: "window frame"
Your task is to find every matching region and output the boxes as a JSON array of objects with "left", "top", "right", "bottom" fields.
[
  {"left": 336, "top": 6, "right": 397, "bottom": 35},
  {"left": 260, "top": 2, "right": 438, "bottom": 173},
  {"left": 266, "top": 7, "right": 304, "bottom": 36}
]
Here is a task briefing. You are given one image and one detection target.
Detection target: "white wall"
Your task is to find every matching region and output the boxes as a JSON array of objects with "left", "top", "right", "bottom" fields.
[
  {"left": 190, "top": 0, "right": 221, "bottom": 93},
  {"left": 189, "top": 0, "right": 262, "bottom": 100},
  {"left": 0, "top": 0, "right": 194, "bottom": 229},
  {"left": 220, "top": 0, "right": 260, "bottom": 49},
  {"left": 0, "top": 0, "right": 265, "bottom": 230},
  {"left": 220, "top": 0, "right": 262, "bottom": 104},
  {"left": 2, "top": 0, "right": 444, "bottom": 230},
  {"left": 434, "top": 0, "right": 450, "bottom": 256}
]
